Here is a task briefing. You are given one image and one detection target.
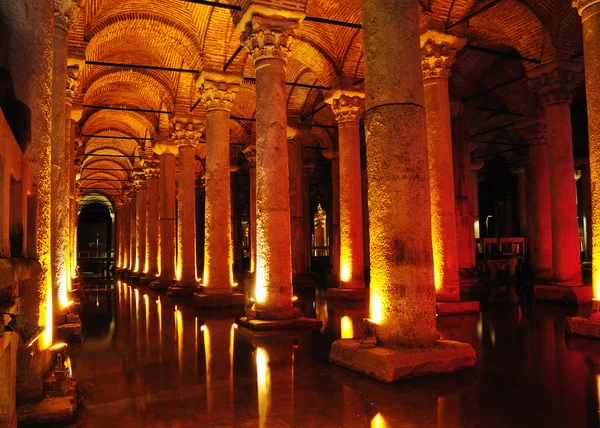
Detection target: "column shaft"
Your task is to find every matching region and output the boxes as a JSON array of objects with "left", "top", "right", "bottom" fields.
[
  {"left": 158, "top": 153, "right": 176, "bottom": 282},
  {"left": 331, "top": 154, "right": 340, "bottom": 277},
  {"left": 581, "top": 164, "right": 592, "bottom": 263},
  {"left": 361, "top": 0, "right": 437, "bottom": 347},
  {"left": 135, "top": 187, "right": 147, "bottom": 273},
  {"left": 250, "top": 166, "right": 257, "bottom": 273},
  {"left": 289, "top": 135, "right": 308, "bottom": 279},
  {"left": 176, "top": 144, "right": 197, "bottom": 287},
  {"left": 129, "top": 193, "right": 137, "bottom": 272},
  {"left": 145, "top": 174, "right": 159, "bottom": 276}
]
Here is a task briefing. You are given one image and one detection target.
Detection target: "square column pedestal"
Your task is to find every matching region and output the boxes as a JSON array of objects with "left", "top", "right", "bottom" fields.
[
  {"left": 238, "top": 308, "right": 323, "bottom": 331},
  {"left": 329, "top": 339, "right": 476, "bottom": 383},
  {"left": 534, "top": 284, "right": 593, "bottom": 304}
]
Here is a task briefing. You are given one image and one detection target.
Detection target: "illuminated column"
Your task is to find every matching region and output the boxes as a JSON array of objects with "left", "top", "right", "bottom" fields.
[
  {"left": 169, "top": 119, "right": 203, "bottom": 296},
  {"left": 133, "top": 171, "right": 147, "bottom": 277},
  {"left": 361, "top": 0, "right": 437, "bottom": 346},
  {"left": 151, "top": 142, "right": 178, "bottom": 289},
  {"left": 576, "top": 0, "right": 600, "bottom": 301},
  {"left": 581, "top": 163, "right": 592, "bottom": 263},
  {"left": 51, "top": 0, "right": 75, "bottom": 314},
  {"left": 288, "top": 126, "right": 309, "bottom": 280},
  {"left": 240, "top": 13, "right": 300, "bottom": 320},
  {"left": 528, "top": 63, "right": 583, "bottom": 289},
  {"left": 323, "top": 149, "right": 340, "bottom": 276},
  {"left": 325, "top": 91, "right": 366, "bottom": 299},
  {"left": 129, "top": 190, "right": 137, "bottom": 274},
  {"left": 243, "top": 145, "right": 257, "bottom": 274},
  {"left": 421, "top": 32, "right": 465, "bottom": 302},
  {"left": 142, "top": 158, "right": 160, "bottom": 282},
  {"left": 196, "top": 71, "right": 241, "bottom": 297},
  {"left": 65, "top": 63, "right": 80, "bottom": 284}
]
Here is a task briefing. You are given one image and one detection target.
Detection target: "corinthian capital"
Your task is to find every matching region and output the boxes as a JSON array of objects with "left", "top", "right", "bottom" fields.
[
  {"left": 170, "top": 117, "right": 204, "bottom": 148},
  {"left": 66, "top": 64, "right": 80, "bottom": 102},
  {"left": 527, "top": 61, "right": 583, "bottom": 107},
  {"left": 197, "top": 71, "right": 242, "bottom": 112},
  {"left": 573, "top": 0, "right": 600, "bottom": 14},
  {"left": 326, "top": 90, "right": 365, "bottom": 123},
  {"left": 242, "top": 145, "right": 256, "bottom": 168},
  {"left": 241, "top": 15, "right": 299, "bottom": 62},
  {"left": 54, "top": 0, "right": 76, "bottom": 32},
  {"left": 514, "top": 118, "right": 547, "bottom": 146},
  {"left": 420, "top": 31, "right": 465, "bottom": 81}
]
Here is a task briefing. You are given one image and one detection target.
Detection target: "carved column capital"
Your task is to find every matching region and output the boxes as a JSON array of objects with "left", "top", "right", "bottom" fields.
[
  {"left": 240, "top": 15, "right": 300, "bottom": 63},
  {"left": 170, "top": 118, "right": 204, "bottom": 148},
  {"left": 243, "top": 144, "right": 256, "bottom": 168},
  {"left": 514, "top": 119, "right": 547, "bottom": 146},
  {"left": 573, "top": 0, "right": 600, "bottom": 14},
  {"left": 54, "top": 0, "right": 76, "bottom": 32},
  {"left": 66, "top": 64, "right": 80, "bottom": 103},
  {"left": 326, "top": 91, "right": 365, "bottom": 123},
  {"left": 527, "top": 62, "right": 583, "bottom": 107},
  {"left": 420, "top": 31, "right": 465, "bottom": 81},
  {"left": 197, "top": 71, "right": 242, "bottom": 112}
]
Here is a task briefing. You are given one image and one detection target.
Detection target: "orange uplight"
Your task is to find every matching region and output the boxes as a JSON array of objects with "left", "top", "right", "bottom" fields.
[
  {"left": 341, "top": 316, "right": 354, "bottom": 339},
  {"left": 340, "top": 263, "right": 351, "bottom": 283},
  {"left": 370, "top": 293, "right": 383, "bottom": 324},
  {"left": 65, "top": 356, "right": 72, "bottom": 377},
  {"left": 255, "top": 266, "right": 266, "bottom": 303},
  {"left": 292, "top": 296, "right": 298, "bottom": 302},
  {"left": 371, "top": 413, "right": 387, "bottom": 428},
  {"left": 48, "top": 342, "right": 68, "bottom": 352}
]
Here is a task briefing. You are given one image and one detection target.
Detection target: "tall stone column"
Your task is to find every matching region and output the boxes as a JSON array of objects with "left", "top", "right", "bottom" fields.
[
  {"left": 510, "top": 167, "right": 528, "bottom": 238},
  {"left": 325, "top": 91, "right": 367, "bottom": 300},
  {"left": 243, "top": 146, "right": 257, "bottom": 274},
  {"left": 516, "top": 120, "right": 552, "bottom": 279},
  {"left": 132, "top": 171, "right": 147, "bottom": 278},
  {"left": 151, "top": 142, "right": 178, "bottom": 289},
  {"left": 121, "top": 193, "right": 132, "bottom": 272},
  {"left": 330, "top": 0, "right": 475, "bottom": 381},
  {"left": 240, "top": 12, "right": 299, "bottom": 320},
  {"left": 580, "top": 163, "right": 592, "bottom": 263},
  {"left": 141, "top": 158, "right": 160, "bottom": 283},
  {"left": 169, "top": 119, "right": 203, "bottom": 297},
  {"left": 528, "top": 63, "right": 586, "bottom": 301},
  {"left": 575, "top": 0, "right": 600, "bottom": 302},
  {"left": 288, "top": 126, "right": 309, "bottom": 281},
  {"left": 421, "top": 31, "right": 465, "bottom": 302},
  {"left": 193, "top": 71, "right": 244, "bottom": 307},
  {"left": 323, "top": 149, "right": 340, "bottom": 277},
  {"left": 128, "top": 191, "right": 137, "bottom": 275},
  {"left": 115, "top": 201, "right": 123, "bottom": 270},
  {"left": 52, "top": 0, "right": 75, "bottom": 313}
]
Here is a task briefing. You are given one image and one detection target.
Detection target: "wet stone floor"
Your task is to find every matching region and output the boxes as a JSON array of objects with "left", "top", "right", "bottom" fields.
[{"left": 61, "top": 280, "right": 600, "bottom": 427}]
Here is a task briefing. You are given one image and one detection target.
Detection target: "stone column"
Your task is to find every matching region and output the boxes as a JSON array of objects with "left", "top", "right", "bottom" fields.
[
  {"left": 325, "top": 91, "right": 366, "bottom": 299},
  {"left": 52, "top": 0, "right": 75, "bottom": 312},
  {"left": 510, "top": 167, "right": 528, "bottom": 238},
  {"left": 528, "top": 63, "right": 584, "bottom": 293},
  {"left": 129, "top": 190, "right": 137, "bottom": 275},
  {"left": 240, "top": 13, "right": 299, "bottom": 320},
  {"left": 121, "top": 193, "right": 132, "bottom": 271},
  {"left": 575, "top": 0, "right": 600, "bottom": 301},
  {"left": 360, "top": 0, "right": 437, "bottom": 347},
  {"left": 323, "top": 149, "right": 340, "bottom": 277},
  {"left": 288, "top": 126, "right": 308, "bottom": 281},
  {"left": 133, "top": 171, "right": 147, "bottom": 278},
  {"left": 580, "top": 163, "right": 592, "bottom": 263},
  {"left": 194, "top": 71, "right": 244, "bottom": 306},
  {"left": 151, "top": 142, "right": 178, "bottom": 289},
  {"left": 330, "top": 0, "right": 475, "bottom": 381},
  {"left": 421, "top": 31, "right": 465, "bottom": 302},
  {"left": 169, "top": 119, "right": 203, "bottom": 297},
  {"left": 516, "top": 120, "right": 553, "bottom": 279},
  {"left": 141, "top": 158, "right": 160, "bottom": 283},
  {"left": 243, "top": 145, "right": 257, "bottom": 274}
]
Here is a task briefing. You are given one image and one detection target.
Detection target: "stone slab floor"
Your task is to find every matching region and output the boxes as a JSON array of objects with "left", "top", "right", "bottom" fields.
[{"left": 55, "top": 281, "right": 600, "bottom": 427}]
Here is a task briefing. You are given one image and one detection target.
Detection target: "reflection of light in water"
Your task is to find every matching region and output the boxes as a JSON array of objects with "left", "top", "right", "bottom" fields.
[
  {"left": 256, "top": 347, "right": 271, "bottom": 428},
  {"left": 490, "top": 327, "right": 496, "bottom": 347},
  {"left": 596, "top": 374, "right": 600, "bottom": 412},
  {"left": 477, "top": 314, "right": 483, "bottom": 340},
  {"left": 96, "top": 293, "right": 99, "bottom": 307},
  {"left": 144, "top": 294, "right": 150, "bottom": 352},
  {"left": 157, "top": 297, "right": 163, "bottom": 362},
  {"left": 202, "top": 325, "right": 213, "bottom": 412},
  {"left": 315, "top": 292, "right": 328, "bottom": 333},
  {"left": 135, "top": 289, "right": 139, "bottom": 327},
  {"left": 195, "top": 318, "right": 198, "bottom": 377},
  {"left": 341, "top": 316, "right": 354, "bottom": 339},
  {"left": 371, "top": 413, "right": 387, "bottom": 428},
  {"left": 176, "top": 308, "right": 183, "bottom": 373},
  {"left": 65, "top": 356, "right": 72, "bottom": 377}
]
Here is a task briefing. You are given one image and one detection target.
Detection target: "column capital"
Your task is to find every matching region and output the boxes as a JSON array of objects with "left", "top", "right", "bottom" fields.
[
  {"left": 514, "top": 118, "right": 547, "bottom": 146},
  {"left": 54, "top": 0, "right": 79, "bottom": 32},
  {"left": 240, "top": 14, "right": 301, "bottom": 63},
  {"left": 66, "top": 64, "right": 80, "bottom": 103},
  {"left": 243, "top": 144, "right": 256, "bottom": 168},
  {"left": 169, "top": 118, "right": 204, "bottom": 148},
  {"left": 197, "top": 71, "right": 242, "bottom": 112},
  {"left": 133, "top": 168, "right": 147, "bottom": 190},
  {"left": 527, "top": 61, "right": 583, "bottom": 107},
  {"left": 420, "top": 31, "right": 466, "bottom": 81},
  {"left": 143, "top": 159, "right": 160, "bottom": 178},
  {"left": 573, "top": 0, "right": 600, "bottom": 14},
  {"left": 325, "top": 90, "right": 365, "bottom": 123}
]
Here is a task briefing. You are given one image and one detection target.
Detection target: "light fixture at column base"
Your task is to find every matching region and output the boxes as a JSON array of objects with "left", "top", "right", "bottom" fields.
[
  {"left": 436, "top": 301, "right": 480, "bottom": 316},
  {"left": 534, "top": 284, "right": 592, "bottom": 303},
  {"left": 149, "top": 279, "right": 173, "bottom": 290},
  {"left": 238, "top": 316, "right": 323, "bottom": 331},
  {"left": 566, "top": 315, "right": 600, "bottom": 338},
  {"left": 167, "top": 285, "right": 198, "bottom": 298},
  {"left": 326, "top": 288, "right": 368, "bottom": 300},
  {"left": 329, "top": 339, "right": 476, "bottom": 383},
  {"left": 193, "top": 292, "right": 245, "bottom": 308}
]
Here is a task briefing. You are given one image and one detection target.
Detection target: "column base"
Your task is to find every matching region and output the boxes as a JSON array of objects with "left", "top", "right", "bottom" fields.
[
  {"left": 534, "top": 284, "right": 593, "bottom": 304},
  {"left": 238, "top": 315, "right": 323, "bottom": 331},
  {"left": 167, "top": 284, "right": 198, "bottom": 298},
  {"left": 193, "top": 292, "right": 246, "bottom": 309},
  {"left": 129, "top": 272, "right": 143, "bottom": 282},
  {"left": 566, "top": 315, "right": 600, "bottom": 339},
  {"left": 140, "top": 274, "right": 159, "bottom": 286},
  {"left": 329, "top": 339, "right": 476, "bottom": 383},
  {"left": 436, "top": 301, "right": 480, "bottom": 316},
  {"left": 326, "top": 287, "right": 368, "bottom": 300},
  {"left": 149, "top": 278, "right": 174, "bottom": 290}
]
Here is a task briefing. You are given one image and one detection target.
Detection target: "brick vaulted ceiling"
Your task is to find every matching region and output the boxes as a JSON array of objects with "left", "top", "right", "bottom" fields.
[{"left": 70, "top": 0, "right": 584, "bottom": 199}]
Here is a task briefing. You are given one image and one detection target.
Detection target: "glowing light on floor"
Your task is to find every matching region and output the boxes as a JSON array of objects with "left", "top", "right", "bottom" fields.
[
  {"left": 341, "top": 316, "right": 354, "bottom": 339},
  {"left": 256, "top": 347, "right": 271, "bottom": 428},
  {"left": 371, "top": 413, "right": 387, "bottom": 428},
  {"left": 340, "top": 262, "right": 351, "bottom": 283}
]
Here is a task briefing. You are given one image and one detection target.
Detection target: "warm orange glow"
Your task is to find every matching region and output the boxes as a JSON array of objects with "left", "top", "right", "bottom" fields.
[
  {"left": 292, "top": 296, "right": 298, "bottom": 302},
  {"left": 371, "top": 413, "right": 388, "bottom": 428},
  {"left": 340, "top": 262, "right": 351, "bottom": 283},
  {"left": 370, "top": 292, "right": 383, "bottom": 324},
  {"left": 203, "top": 324, "right": 212, "bottom": 412},
  {"left": 176, "top": 308, "right": 183, "bottom": 373},
  {"left": 255, "top": 267, "right": 266, "bottom": 303},
  {"left": 65, "top": 356, "right": 72, "bottom": 377},
  {"left": 157, "top": 297, "right": 163, "bottom": 353},
  {"left": 42, "top": 289, "right": 53, "bottom": 350},
  {"left": 48, "top": 342, "right": 67, "bottom": 352},
  {"left": 229, "top": 323, "right": 235, "bottom": 372},
  {"left": 341, "top": 316, "right": 354, "bottom": 339},
  {"left": 256, "top": 347, "right": 271, "bottom": 428}
]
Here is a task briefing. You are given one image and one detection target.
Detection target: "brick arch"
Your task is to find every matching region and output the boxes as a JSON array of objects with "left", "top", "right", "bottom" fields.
[{"left": 81, "top": 109, "right": 157, "bottom": 141}]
